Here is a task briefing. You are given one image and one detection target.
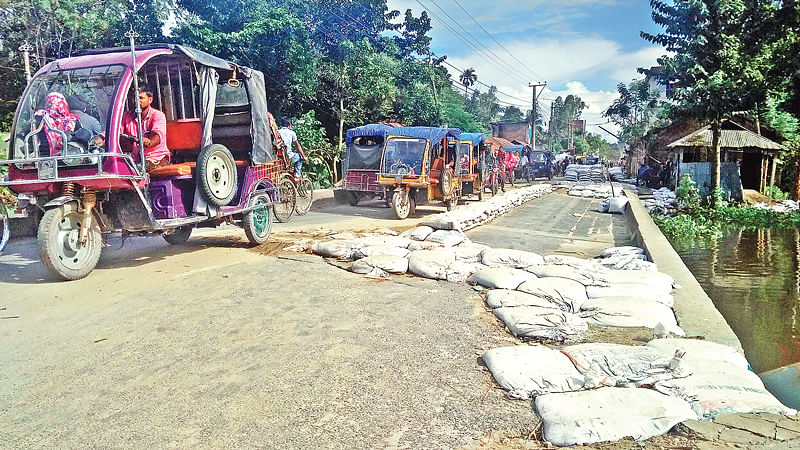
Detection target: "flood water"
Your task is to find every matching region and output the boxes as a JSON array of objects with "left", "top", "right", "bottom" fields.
[{"left": 671, "top": 227, "right": 800, "bottom": 374}]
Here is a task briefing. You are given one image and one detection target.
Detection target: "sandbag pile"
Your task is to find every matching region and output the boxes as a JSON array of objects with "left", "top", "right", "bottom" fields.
[
  {"left": 642, "top": 187, "right": 678, "bottom": 215},
  {"left": 752, "top": 199, "right": 800, "bottom": 213},
  {"left": 567, "top": 183, "right": 614, "bottom": 199},
  {"left": 420, "top": 184, "right": 552, "bottom": 232},
  {"left": 608, "top": 166, "right": 625, "bottom": 181}
]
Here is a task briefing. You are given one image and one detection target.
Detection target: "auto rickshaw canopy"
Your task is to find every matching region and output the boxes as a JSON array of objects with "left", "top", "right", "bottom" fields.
[
  {"left": 345, "top": 124, "right": 396, "bottom": 146},
  {"left": 390, "top": 126, "right": 461, "bottom": 143}
]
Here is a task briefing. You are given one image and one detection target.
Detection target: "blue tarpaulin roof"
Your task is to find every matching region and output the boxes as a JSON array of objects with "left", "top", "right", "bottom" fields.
[
  {"left": 504, "top": 145, "right": 525, "bottom": 152},
  {"left": 388, "top": 126, "right": 461, "bottom": 144},
  {"left": 460, "top": 132, "right": 486, "bottom": 146},
  {"left": 345, "top": 124, "right": 396, "bottom": 146}
]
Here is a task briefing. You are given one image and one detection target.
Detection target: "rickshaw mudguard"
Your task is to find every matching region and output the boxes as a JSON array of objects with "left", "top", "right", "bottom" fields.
[{"left": 44, "top": 195, "right": 80, "bottom": 209}]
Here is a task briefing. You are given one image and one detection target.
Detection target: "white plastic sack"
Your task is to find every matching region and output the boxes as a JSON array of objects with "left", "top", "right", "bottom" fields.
[
  {"left": 353, "top": 245, "right": 410, "bottom": 259},
  {"left": 535, "top": 388, "right": 695, "bottom": 447},
  {"left": 485, "top": 289, "right": 564, "bottom": 310},
  {"left": 407, "top": 248, "right": 455, "bottom": 280},
  {"left": 350, "top": 255, "right": 409, "bottom": 275},
  {"left": 516, "top": 278, "right": 587, "bottom": 312},
  {"left": 311, "top": 240, "right": 362, "bottom": 259},
  {"left": 607, "top": 197, "right": 629, "bottom": 214},
  {"left": 527, "top": 264, "right": 608, "bottom": 287},
  {"left": 600, "top": 246, "right": 645, "bottom": 258},
  {"left": 482, "top": 346, "right": 584, "bottom": 399},
  {"left": 353, "top": 235, "right": 411, "bottom": 249},
  {"left": 586, "top": 286, "right": 674, "bottom": 307},
  {"left": 561, "top": 343, "right": 688, "bottom": 388},
  {"left": 580, "top": 297, "right": 684, "bottom": 335},
  {"left": 452, "top": 242, "right": 489, "bottom": 263},
  {"left": 469, "top": 267, "right": 537, "bottom": 290},
  {"left": 400, "top": 225, "right": 435, "bottom": 241},
  {"left": 598, "top": 270, "right": 675, "bottom": 293},
  {"left": 492, "top": 306, "right": 588, "bottom": 342},
  {"left": 407, "top": 240, "right": 444, "bottom": 251},
  {"left": 481, "top": 248, "right": 544, "bottom": 268},
  {"left": 645, "top": 338, "right": 750, "bottom": 369},
  {"left": 445, "top": 261, "right": 483, "bottom": 283},
  {"left": 597, "top": 198, "right": 610, "bottom": 213},
  {"left": 425, "top": 229, "right": 467, "bottom": 247},
  {"left": 543, "top": 255, "right": 598, "bottom": 270}
]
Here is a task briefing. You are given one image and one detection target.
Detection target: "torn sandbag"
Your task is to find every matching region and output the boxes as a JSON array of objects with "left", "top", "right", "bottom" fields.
[
  {"left": 485, "top": 289, "right": 565, "bottom": 310},
  {"left": 492, "top": 306, "right": 588, "bottom": 342},
  {"left": 407, "top": 248, "right": 455, "bottom": 280},
  {"left": 452, "top": 242, "right": 489, "bottom": 263},
  {"left": 535, "top": 387, "right": 695, "bottom": 447},
  {"left": 353, "top": 245, "right": 411, "bottom": 259},
  {"left": 579, "top": 297, "right": 684, "bottom": 336},
  {"left": 425, "top": 229, "right": 468, "bottom": 247},
  {"left": 353, "top": 235, "right": 412, "bottom": 249},
  {"left": 482, "top": 345, "right": 584, "bottom": 399},
  {"left": 350, "top": 255, "right": 409, "bottom": 275},
  {"left": 516, "top": 277, "right": 587, "bottom": 312},
  {"left": 645, "top": 338, "right": 750, "bottom": 369},
  {"left": 526, "top": 264, "right": 609, "bottom": 287},
  {"left": 654, "top": 364, "right": 797, "bottom": 419},
  {"left": 400, "top": 225, "right": 435, "bottom": 241},
  {"left": 311, "top": 240, "right": 362, "bottom": 259},
  {"left": 560, "top": 342, "right": 689, "bottom": 388},
  {"left": 585, "top": 285, "right": 674, "bottom": 307},
  {"left": 445, "top": 261, "right": 483, "bottom": 283},
  {"left": 469, "top": 267, "right": 537, "bottom": 290},
  {"left": 481, "top": 248, "right": 544, "bottom": 268}
]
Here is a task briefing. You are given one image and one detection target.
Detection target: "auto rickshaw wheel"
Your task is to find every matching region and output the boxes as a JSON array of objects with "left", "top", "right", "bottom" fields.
[
  {"left": 348, "top": 191, "right": 360, "bottom": 206},
  {"left": 273, "top": 176, "right": 296, "bottom": 223},
  {"left": 38, "top": 204, "right": 102, "bottom": 281},
  {"left": 197, "top": 144, "right": 238, "bottom": 206},
  {"left": 440, "top": 168, "right": 455, "bottom": 196},
  {"left": 243, "top": 192, "right": 273, "bottom": 245},
  {"left": 164, "top": 226, "right": 193, "bottom": 245},
  {"left": 0, "top": 199, "right": 8, "bottom": 255},
  {"left": 294, "top": 177, "right": 314, "bottom": 215},
  {"left": 392, "top": 190, "right": 413, "bottom": 219}
]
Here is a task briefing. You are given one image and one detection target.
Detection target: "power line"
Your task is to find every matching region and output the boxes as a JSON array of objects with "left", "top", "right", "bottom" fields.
[
  {"left": 435, "top": 56, "right": 531, "bottom": 103},
  {"left": 448, "top": 80, "right": 530, "bottom": 109},
  {"left": 451, "top": 0, "right": 546, "bottom": 83}
]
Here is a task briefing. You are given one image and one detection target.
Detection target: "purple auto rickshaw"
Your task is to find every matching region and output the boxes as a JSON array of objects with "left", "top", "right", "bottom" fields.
[{"left": 0, "top": 42, "right": 283, "bottom": 280}]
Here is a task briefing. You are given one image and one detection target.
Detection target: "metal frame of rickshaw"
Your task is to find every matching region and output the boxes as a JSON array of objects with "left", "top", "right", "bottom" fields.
[
  {"left": 377, "top": 127, "right": 461, "bottom": 218},
  {"left": 0, "top": 43, "right": 283, "bottom": 280}
]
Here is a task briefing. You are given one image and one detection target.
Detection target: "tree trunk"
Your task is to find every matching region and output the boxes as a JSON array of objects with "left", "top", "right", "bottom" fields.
[
  {"left": 337, "top": 98, "right": 344, "bottom": 183},
  {"left": 795, "top": 158, "right": 800, "bottom": 201},
  {"left": 711, "top": 117, "right": 722, "bottom": 206}
]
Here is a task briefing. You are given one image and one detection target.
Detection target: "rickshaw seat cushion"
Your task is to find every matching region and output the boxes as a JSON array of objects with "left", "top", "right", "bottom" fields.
[
  {"left": 149, "top": 160, "right": 248, "bottom": 178},
  {"left": 166, "top": 119, "right": 203, "bottom": 152}
]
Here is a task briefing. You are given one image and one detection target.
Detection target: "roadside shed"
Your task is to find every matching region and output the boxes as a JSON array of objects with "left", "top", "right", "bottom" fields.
[{"left": 666, "top": 120, "right": 785, "bottom": 193}]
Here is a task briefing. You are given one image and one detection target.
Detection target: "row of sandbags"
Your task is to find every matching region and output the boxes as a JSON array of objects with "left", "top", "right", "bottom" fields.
[
  {"left": 420, "top": 184, "right": 552, "bottom": 232},
  {"left": 483, "top": 339, "right": 796, "bottom": 446},
  {"left": 608, "top": 166, "right": 625, "bottom": 181},
  {"left": 567, "top": 183, "right": 614, "bottom": 199},
  {"left": 564, "top": 164, "right": 606, "bottom": 183}
]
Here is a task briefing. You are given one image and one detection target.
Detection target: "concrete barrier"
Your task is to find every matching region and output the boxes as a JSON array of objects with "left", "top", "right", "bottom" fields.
[{"left": 622, "top": 188, "right": 743, "bottom": 351}]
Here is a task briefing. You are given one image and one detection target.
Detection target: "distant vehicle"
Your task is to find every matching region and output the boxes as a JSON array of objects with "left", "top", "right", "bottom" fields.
[
  {"left": 525, "top": 150, "right": 554, "bottom": 181},
  {"left": 335, "top": 124, "right": 394, "bottom": 207},
  {"left": 457, "top": 132, "right": 486, "bottom": 201}
]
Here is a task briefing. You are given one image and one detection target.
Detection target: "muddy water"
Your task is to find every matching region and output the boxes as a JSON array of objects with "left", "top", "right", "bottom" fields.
[{"left": 671, "top": 228, "right": 800, "bottom": 373}]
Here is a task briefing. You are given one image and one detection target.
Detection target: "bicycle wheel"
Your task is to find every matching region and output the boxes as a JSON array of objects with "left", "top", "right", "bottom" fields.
[
  {"left": 273, "top": 176, "right": 296, "bottom": 223},
  {"left": 294, "top": 177, "right": 314, "bottom": 215}
]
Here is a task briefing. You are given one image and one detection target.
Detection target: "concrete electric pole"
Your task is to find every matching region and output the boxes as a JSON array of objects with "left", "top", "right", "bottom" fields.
[{"left": 528, "top": 82, "right": 546, "bottom": 150}]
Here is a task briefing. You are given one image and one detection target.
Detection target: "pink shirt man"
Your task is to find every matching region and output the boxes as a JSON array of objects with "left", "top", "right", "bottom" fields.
[{"left": 122, "top": 106, "right": 169, "bottom": 164}]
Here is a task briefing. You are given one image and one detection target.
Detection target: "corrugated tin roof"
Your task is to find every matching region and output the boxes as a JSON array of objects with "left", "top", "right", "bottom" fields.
[{"left": 667, "top": 125, "right": 784, "bottom": 151}]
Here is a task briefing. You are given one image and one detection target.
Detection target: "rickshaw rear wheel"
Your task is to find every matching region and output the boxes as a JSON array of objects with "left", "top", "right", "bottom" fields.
[
  {"left": 243, "top": 193, "right": 273, "bottom": 245},
  {"left": 197, "top": 144, "right": 238, "bottom": 206},
  {"left": 273, "top": 176, "right": 296, "bottom": 223},
  {"left": 392, "top": 190, "right": 413, "bottom": 219},
  {"left": 38, "top": 204, "right": 102, "bottom": 281},
  {"left": 508, "top": 170, "right": 516, "bottom": 186},
  {"left": 490, "top": 175, "right": 499, "bottom": 196},
  {"left": 294, "top": 178, "right": 314, "bottom": 215},
  {"left": 163, "top": 226, "right": 192, "bottom": 245},
  {"left": 348, "top": 191, "right": 360, "bottom": 206},
  {"left": 0, "top": 200, "right": 9, "bottom": 255}
]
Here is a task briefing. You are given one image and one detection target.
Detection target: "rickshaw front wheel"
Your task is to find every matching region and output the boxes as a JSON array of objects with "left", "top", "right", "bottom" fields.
[
  {"left": 38, "top": 204, "right": 102, "bottom": 281},
  {"left": 392, "top": 190, "right": 413, "bottom": 219},
  {"left": 164, "top": 226, "right": 192, "bottom": 245},
  {"left": 243, "top": 193, "right": 273, "bottom": 245},
  {"left": 348, "top": 191, "right": 360, "bottom": 206}
]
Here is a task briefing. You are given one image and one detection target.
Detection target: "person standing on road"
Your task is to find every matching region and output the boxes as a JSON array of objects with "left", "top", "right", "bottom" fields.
[{"left": 278, "top": 118, "right": 307, "bottom": 178}]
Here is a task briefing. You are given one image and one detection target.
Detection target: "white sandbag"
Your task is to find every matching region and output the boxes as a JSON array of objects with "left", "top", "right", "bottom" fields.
[
  {"left": 516, "top": 278, "right": 587, "bottom": 312},
  {"left": 645, "top": 338, "right": 750, "bottom": 369},
  {"left": 485, "top": 289, "right": 564, "bottom": 310},
  {"left": 597, "top": 198, "right": 610, "bottom": 213},
  {"left": 526, "top": 264, "right": 608, "bottom": 287},
  {"left": 599, "top": 246, "right": 645, "bottom": 258},
  {"left": 311, "top": 240, "right": 362, "bottom": 259},
  {"left": 535, "top": 388, "right": 695, "bottom": 447},
  {"left": 420, "top": 215, "right": 462, "bottom": 232},
  {"left": 594, "top": 253, "right": 649, "bottom": 271},
  {"left": 616, "top": 259, "right": 658, "bottom": 271},
  {"left": 598, "top": 270, "right": 675, "bottom": 292},
  {"left": 579, "top": 297, "right": 684, "bottom": 335},
  {"left": 542, "top": 255, "right": 598, "bottom": 270},
  {"left": 607, "top": 197, "right": 630, "bottom": 214},
  {"left": 452, "top": 242, "right": 489, "bottom": 263},
  {"left": 353, "top": 245, "right": 410, "bottom": 259},
  {"left": 353, "top": 235, "right": 411, "bottom": 249},
  {"left": 350, "top": 255, "right": 409, "bottom": 275},
  {"left": 654, "top": 364, "right": 797, "bottom": 419},
  {"left": 561, "top": 343, "right": 688, "bottom": 388},
  {"left": 493, "top": 306, "right": 588, "bottom": 342},
  {"left": 481, "top": 248, "right": 544, "bottom": 268},
  {"left": 407, "top": 248, "right": 455, "bottom": 280},
  {"left": 586, "top": 285, "right": 674, "bottom": 307},
  {"left": 469, "top": 267, "right": 537, "bottom": 290},
  {"left": 425, "top": 229, "right": 467, "bottom": 246},
  {"left": 407, "top": 240, "right": 444, "bottom": 251},
  {"left": 400, "top": 225, "right": 435, "bottom": 241},
  {"left": 482, "top": 345, "right": 584, "bottom": 399},
  {"left": 329, "top": 231, "right": 359, "bottom": 240},
  {"left": 445, "top": 261, "right": 483, "bottom": 283}
]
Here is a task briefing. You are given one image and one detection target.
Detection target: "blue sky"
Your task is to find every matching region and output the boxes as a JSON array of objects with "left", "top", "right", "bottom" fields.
[{"left": 386, "top": 0, "right": 666, "bottom": 139}]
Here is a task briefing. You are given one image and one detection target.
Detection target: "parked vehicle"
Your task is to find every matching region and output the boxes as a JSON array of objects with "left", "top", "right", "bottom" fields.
[
  {"left": 0, "top": 43, "right": 286, "bottom": 280},
  {"left": 377, "top": 126, "right": 461, "bottom": 219},
  {"left": 525, "top": 150, "right": 554, "bottom": 181},
  {"left": 448, "top": 132, "right": 484, "bottom": 206},
  {"left": 334, "top": 123, "right": 394, "bottom": 207},
  {"left": 460, "top": 132, "right": 486, "bottom": 201}
]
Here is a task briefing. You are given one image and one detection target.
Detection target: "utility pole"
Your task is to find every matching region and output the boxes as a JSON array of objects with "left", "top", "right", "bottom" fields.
[
  {"left": 549, "top": 101, "right": 555, "bottom": 153},
  {"left": 528, "top": 82, "right": 546, "bottom": 150}
]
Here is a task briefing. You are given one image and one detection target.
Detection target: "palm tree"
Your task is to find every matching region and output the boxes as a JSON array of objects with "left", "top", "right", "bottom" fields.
[{"left": 459, "top": 68, "right": 477, "bottom": 98}]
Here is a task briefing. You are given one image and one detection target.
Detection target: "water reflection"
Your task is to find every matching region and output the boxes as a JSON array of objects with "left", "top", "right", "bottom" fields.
[{"left": 672, "top": 228, "right": 800, "bottom": 373}]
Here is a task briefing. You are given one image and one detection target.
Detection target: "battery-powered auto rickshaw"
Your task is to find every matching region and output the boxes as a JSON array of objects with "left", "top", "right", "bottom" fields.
[
  {"left": 0, "top": 43, "right": 285, "bottom": 280},
  {"left": 525, "top": 150, "right": 554, "bottom": 181},
  {"left": 334, "top": 123, "right": 394, "bottom": 207},
  {"left": 459, "top": 132, "right": 485, "bottom": 201},
  {"left": 378, "top": 126, "right": 461, "bottom": 219}
]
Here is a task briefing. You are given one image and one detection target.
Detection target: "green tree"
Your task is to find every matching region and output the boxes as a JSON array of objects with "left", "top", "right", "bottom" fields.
[
  {"left": 458, "top": 67, "right": 477, "bottom": 98},
  {"left": 293, "top": 110, "right": 336, "bottom": 187},
  {"left": 501, "top": 106, "right": 524, "bottom": 122},
  {"left": 642, "top": 0, "right": 774, "bottom": 205}
]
